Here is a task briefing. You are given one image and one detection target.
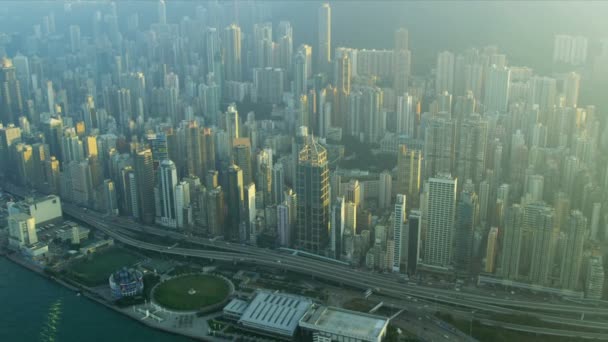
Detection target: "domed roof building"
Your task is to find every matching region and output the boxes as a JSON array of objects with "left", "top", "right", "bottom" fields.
[{"left": 109, "top": 267, "right": 144, "bottom": 299}]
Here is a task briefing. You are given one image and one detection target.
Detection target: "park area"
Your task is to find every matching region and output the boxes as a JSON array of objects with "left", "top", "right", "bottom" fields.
[
  {"left": 153, "top": 274, "right": 231, "bottom": 311},
  {"left": 67, "top": 248, "right": 141, "bottom": 286}
]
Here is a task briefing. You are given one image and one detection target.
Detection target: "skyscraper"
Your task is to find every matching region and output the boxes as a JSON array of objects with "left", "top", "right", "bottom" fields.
[
  {"left": 298, "top": 44, "right": 313, "bottom": 79},
  {"left": 330, "top": 197, "right": 345, "bottom": 259},
  {"left": 175, "top": 181, "right": 191, "bottom": 229},
  {"left": 224, "top": 24, "right": 242, "bottom": 82},
  {"left": 185, "top": 122, "right": 205, "bottom": 180},
  {"left": 586, "top": 256, "right": 605, "bottom": 300},
  {"left": 272, "top": 163, "right": 285, "bottom": 205},
  {"left": 527, "top": 203, "right": 556, "bottom": 286},
  {"left": 256, "top": 150, "right": 273, "bottom": 206},
  {"left": 206, "top": 28, "right": 220, "bottom": 76},
  {"left": 157, "top": 0, "right": 167, "bottom": 24},
  {"left": 407, "top": 210, "right": 422, "bottom": 275},
  {"left": 529, "top": 76, "right": 557, "bottom": 113},
  {"left": 244, "top": 183, "right": 256, "bottom": 243},
  {"left": 560, "top": 210, "right": 587, "bottom": 290},
  {"left": 203, "top": 128, "right": 216, "bottom": 174},
  {"left": 253, "top": 67, "right": 284, "bottom": 104},
  {"left": 501, "top": 204, "right": 523, "bottom": 280},
  {"left": 392, "top": 194, "right": 407, "bottom": 273},
  {"left": 12, "top": 54, "right": 30, "bottom": 103},
  {"left": 1, "top": 58, "right": 23, "bottom": 124},
  {"left": 294, "top": 51, "right": 308, "bottom": 102},
  {"left": 423, "top": 174, "right": 457, "bottom": 268},
  {"left": 378, "top": 171, "right": 392, "bottom": 209},
  {"left": 484, "top": 65, "right": 511, "bottom": 113},
  {"left": 156, "top": 159, "right": 178, "bottom": 228},
  {"left": 61, "top": 131, "right": 84, "bottom": 164},
  {"left": 502, "top": 202, "right": 557, "bottom": 284},
  {"left": 358, "top": 86, "right": 384, "bottom": 142},
  {"left": 396, "top": 145, "right": 421, "bottom": 204},
  {"left": 345, "top": 179, "right": 361, "bottom": 208},
  {"left": 295, "top": 136, "right": 330, "bottom": 254},
  {"left": 317, "top": 3, "right": 331, "bottom": 72},
  {"left": 393, "top": 49, "right": 411, "bottom": 96},
  {"left": 424, "top": 115, "right": 455, "bottom": 180},
  {"left": 14, "top": 143, "right": 33, "bottom": 187},
  {"left": 253, "top": 22, "right": 273, "bottom": 68},
  {"left": 119, "top": 166, "right": 138, "bottom": 218},
  {"left": 225, "top": 103, "right": 239, "bottom": 147},
  {"left": 233, "top": 142, "right": 252, "bottom": 186},
  {"left": 485, "top": 227, "right": 499, "bottom": 273},
  {"left": 455, "top": 114, "right": 488, "bottom": 186},
  {"left": 454, "top": 190, "right": 478, "bottom": 272},
  {"left": 563, "top": 71, "right": 580, "bottom": 108},
  {"left": 335, "top": 53, "right": 351, "bottom": 96},
  {"left": 43, "top": 156, "right": 60, "bottom": 195},
  {"left": 435, "top": 51, "right": 455, "bottom": 95},
  {"left": 207, "top": 186, "right": 225, "bottom": 237},
  {"left": 396, "top": 94, "right": 415, "bottom": 136},
  {"left": 135, "top": 149, "right": 155, "bottom": 224},
  {"left": 394, "top": 27, "right": 409, "bottom": 51},
  {"left": 0, "top": 124, "right": 21, "bottom": 175},
  {"left": 277, "top": 22, "right": 293, "bottom": 71},
  {"left": 278, "top": 201, "right": 291, "bottom": 247},
  {"left": 553, "top": 35, "right": 588, "bottom": 66},
  {"left": 69, "top": 25, "right": 81, "bottom": 53},
  {"left": 226, "top": 163, "right": 244, "bottom": 241}
]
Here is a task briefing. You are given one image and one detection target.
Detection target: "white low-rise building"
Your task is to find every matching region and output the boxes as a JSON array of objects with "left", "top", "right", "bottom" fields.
[
  {"left": 56, "top": 222, "right": 90, "bottom": 244},
  {"left": 8, "top": 195, "right": 62, "bottom": 226},
  {"left": 299, "top": 305, "right": 389, "bottom": 342},
  {"left": 8, "top": 213, "right": 38, "bottom": 249}
]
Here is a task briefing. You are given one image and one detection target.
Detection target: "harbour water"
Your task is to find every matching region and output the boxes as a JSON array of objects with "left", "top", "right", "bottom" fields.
[{"left": 0, "top": 258, "right": 190, "bottom": 342}]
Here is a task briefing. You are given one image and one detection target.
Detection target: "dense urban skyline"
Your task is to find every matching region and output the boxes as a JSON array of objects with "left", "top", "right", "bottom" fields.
[{"left": 1, "top": 1, "right": 608, "bottom": 341}]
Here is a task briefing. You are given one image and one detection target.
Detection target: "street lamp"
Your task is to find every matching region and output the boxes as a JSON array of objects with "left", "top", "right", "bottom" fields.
[{"left": 469, "top": 310, "right": 476, "bottom": 337}]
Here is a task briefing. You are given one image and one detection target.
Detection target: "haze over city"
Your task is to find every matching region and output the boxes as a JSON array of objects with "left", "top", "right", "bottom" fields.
[{"left": 1, "top": 1, "right": 608, "bottom": 342}]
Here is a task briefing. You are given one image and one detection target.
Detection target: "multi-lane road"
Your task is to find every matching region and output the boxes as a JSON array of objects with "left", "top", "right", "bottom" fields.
[{"left": 60, "top": 203, "right": 608, "bottom": 339}]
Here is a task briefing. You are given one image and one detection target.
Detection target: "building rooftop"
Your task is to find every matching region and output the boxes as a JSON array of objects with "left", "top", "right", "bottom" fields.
[
  {"left": 299, "top": 305, "right": 388, "bottom": 342},
  {"left": 223, "top": 298, "right": 249, "bottom": 317},
  {"left": 238, "top": 291, "right": 313, "bottom": 337},
  {"left": 8, "top": 212, "right": 32, "bottom": 221}
]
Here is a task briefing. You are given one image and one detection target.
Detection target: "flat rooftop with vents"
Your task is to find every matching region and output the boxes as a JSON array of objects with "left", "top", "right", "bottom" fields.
[
  {"left": 227, "top": 290, "right": 313, "bottom": 338},
  {"left": 299, "top": 304, "right": 389, "bottom": 342}
]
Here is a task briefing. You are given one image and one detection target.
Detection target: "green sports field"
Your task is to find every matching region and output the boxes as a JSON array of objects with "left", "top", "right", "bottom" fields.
[
  {"left": 153, "top": 274, "right": 230, "bottom": 311},
  {"left": 68, "top": 248, "right": 141, "bottom": 286}
]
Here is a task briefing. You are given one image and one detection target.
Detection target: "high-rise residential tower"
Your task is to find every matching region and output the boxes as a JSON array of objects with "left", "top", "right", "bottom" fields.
[
  {"left": 226, "top": 163, "right": 244, "bottom": 241},
  {"left": 423, "top": 174, "right": 457, "bottom": 268},
  {"left": 135, "top": 149, "right": 155, "bottom": 224},
  {"left": 317, "top": 3, "right": 331, "bottom": 72},
  {"left": 560, "top": 210, "right": 587, "bottom": 290},
  {"left": 484, "top": 65, "right": 511, "bottom": 113},
  {"left": 224, "top": 24, "right": 242, "bottom": 82},
  {"left": 435, "top": 51, "right": 455, "bottom": 95},
  {"left": 392, "top": 194, "right": 407, "bottom": 273}
]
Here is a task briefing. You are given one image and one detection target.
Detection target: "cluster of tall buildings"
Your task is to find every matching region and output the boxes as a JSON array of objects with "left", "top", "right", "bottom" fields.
[{"left": 0, "top": 1, "right": 606, "bottom": 299}]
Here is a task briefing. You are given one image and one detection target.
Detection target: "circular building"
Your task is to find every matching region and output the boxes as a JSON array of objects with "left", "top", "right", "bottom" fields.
[{"left": 109, "top": 267, "right": 144, "bottom": 299}]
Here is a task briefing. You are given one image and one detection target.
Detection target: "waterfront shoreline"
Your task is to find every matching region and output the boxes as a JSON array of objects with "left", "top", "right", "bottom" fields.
[{"left": 2, "top": 253, "right": 216, "bottom": 342}]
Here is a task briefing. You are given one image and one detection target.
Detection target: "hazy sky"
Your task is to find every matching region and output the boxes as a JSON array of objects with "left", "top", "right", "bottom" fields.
[{"left": 1, "top": 1, "right": 606, "bottom": 74}]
